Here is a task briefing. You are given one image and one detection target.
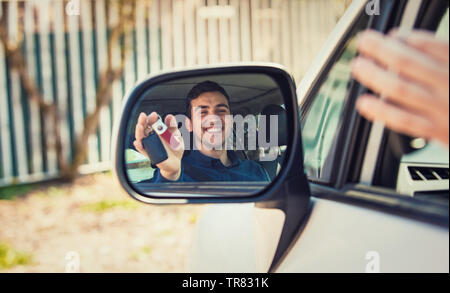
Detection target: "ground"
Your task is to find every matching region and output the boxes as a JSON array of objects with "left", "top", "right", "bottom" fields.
[{"left": 0, "top": 173, "right": 203, "bottom": 273}]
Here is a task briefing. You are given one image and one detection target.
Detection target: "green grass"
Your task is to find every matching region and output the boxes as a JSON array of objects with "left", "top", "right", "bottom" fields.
[
  {"left": 80, "top": 199, "right": 140, "bottom": 212},
  {"left": 129, "top": 245, "right": 153, "bottom": 261},
  {"left": 0, "top": 183, "right": 67, "bottom": 201},
  {"left": 0, "top": 184, "right": 34, "bottom": 200},
  {"left": 35, "top": 186, "right": 67, "bottom": 198},
  {"left": 0, "top": 242, "right": 33, "bottom": 270}
]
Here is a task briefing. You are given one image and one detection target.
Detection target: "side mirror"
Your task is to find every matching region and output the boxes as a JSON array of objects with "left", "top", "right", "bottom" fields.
[{"left": 113, "top": 64, "right": 307, "bottom": 204}]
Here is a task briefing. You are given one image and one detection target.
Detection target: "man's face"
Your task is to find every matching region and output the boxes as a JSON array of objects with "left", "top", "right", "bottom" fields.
[{"left": 189, "top": 91, "right": 232, "bottom": 149}]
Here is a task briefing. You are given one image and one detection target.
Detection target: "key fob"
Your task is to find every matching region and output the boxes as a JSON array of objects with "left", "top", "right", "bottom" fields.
[{"left": 141, "top": 131, "right": 168, "bottom": 166}]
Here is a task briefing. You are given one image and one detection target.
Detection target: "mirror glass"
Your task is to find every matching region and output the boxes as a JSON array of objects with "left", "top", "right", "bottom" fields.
[{"left": 124, "top": 73, "right": 289, "bottom": 197}]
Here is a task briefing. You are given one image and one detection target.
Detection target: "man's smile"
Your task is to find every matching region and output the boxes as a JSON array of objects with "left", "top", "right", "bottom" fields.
[{"left": 203, "top": 125, "right": 223, "bottom": 134}]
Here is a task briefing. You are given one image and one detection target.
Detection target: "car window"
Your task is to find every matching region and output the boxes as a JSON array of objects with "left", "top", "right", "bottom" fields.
[
  {"left": 301, "top": 14, "right": 369, "bottom": 182},
  {"left": 436, "top": 8, "right": 449, "bottom": 38}
]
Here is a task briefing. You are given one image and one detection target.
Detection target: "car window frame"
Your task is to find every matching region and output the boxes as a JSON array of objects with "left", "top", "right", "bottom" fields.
[
  {"left": 300, "top": 0, "right": 410, "bottom": 189},
  {"left": 300, "top": 11, "right": 372, "bottom": 186}
]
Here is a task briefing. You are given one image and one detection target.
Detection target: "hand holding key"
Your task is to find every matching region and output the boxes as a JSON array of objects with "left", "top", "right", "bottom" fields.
[{"left": 133, "top": 112, "right": 184, "bottom": 181}]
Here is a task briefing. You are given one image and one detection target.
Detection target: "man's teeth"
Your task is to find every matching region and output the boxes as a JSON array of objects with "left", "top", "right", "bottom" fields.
[{"left": 205, "top": 127, "right": 222, "bottom": 133}]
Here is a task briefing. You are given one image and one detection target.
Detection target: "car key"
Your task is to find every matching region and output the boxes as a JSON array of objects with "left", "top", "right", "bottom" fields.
[
  {"left": 150, "top": 115, "right": 180, "bottom": 150},
  {"left": 141, "top": 115, "right": 181, "bottom": 166},
  {"left": 141, "top": 130, "right": 168, "bottom": 166}
]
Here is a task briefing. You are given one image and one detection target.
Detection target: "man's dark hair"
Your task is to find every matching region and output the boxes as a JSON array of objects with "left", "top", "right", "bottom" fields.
[{"left": 186, "top": 81, "right": 230, "bottom": 117}]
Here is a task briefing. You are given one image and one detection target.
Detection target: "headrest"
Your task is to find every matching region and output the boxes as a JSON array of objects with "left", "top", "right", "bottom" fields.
[{"left": 260, "top": 104, "right": 288, "bottom": 147}]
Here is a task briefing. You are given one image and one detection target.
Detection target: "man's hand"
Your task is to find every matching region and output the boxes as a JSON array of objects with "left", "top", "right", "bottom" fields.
[
  {"left": 351, "top": 29, "right": 449, "bottom": 147},
  {"left": 133, "top": 112, "right": 184, "bottom": 181}
]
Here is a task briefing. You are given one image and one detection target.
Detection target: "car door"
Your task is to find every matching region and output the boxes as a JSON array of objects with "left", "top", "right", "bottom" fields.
[{"left": 274, "top": 0, "right": 449, "bottom": 272}]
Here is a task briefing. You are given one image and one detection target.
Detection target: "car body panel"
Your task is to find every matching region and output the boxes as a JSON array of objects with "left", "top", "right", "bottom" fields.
[
  {"left": 277, "top": 198, "right": 449, "bottom": 273},
  {"left": 188, "top": 197, "right": 449, "bottom": 273}
]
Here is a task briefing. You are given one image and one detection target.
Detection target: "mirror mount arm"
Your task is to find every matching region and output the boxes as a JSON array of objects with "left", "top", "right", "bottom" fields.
[{"left": 256, "top": 145, "right": 311, "bottom": 273}]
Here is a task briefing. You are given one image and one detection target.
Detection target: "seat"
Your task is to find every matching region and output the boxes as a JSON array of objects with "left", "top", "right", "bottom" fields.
[{"left": 257, "top": 104, "right": 287, "bottom": 180}]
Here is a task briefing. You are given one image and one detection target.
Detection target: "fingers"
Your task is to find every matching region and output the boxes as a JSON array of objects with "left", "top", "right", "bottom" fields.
[
  {"left": 147, "top": 112, "right": 159, "bottom": 125},
  {"left": 351, "top": 57, "right": 438, "bottom": 115},
  {"left": 133, "top": 140, "right": 147, "bottom": 156},
  {"left": 164, "top": 114, "right": 183, "bottom": 151},
  {"left": 389, "top": 29, "right": 449, "bottom": 64},
  {"left": 164, "top": 114, "right": 179, "bottom": 133},
  {"left": 356, "top": 94, "right": 435, "bottom": 140},
  {"left": 135, "top": 122, "right": 147, "bottom": 142},
  {"left": 135, "top": 112, "right": 153, "bottom": 157},
  {"left": 356, "top": 30, "right": 448, "bottom": 90}
]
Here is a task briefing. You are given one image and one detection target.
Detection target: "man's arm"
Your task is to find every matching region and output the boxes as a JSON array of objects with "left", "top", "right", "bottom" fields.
[{"left": 151, "top": 164, "right": 185, "bottom": 183}]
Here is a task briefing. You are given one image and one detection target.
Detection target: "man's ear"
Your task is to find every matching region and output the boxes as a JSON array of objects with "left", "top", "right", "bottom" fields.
[{"left": 185, "top": 116, "right": 193, "bottom": 132}]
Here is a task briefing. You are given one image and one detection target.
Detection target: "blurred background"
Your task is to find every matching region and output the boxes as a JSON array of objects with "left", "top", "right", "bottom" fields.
[{"left": 0, "top": 0, "right": 349, "bottom": 272}]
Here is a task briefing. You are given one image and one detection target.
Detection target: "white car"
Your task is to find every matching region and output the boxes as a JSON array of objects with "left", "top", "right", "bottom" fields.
[{"left": 114, "top": 0, "right": 449, "bottom": 273}]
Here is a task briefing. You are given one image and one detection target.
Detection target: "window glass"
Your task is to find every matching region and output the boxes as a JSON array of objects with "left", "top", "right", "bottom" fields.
[
  {"left": 436, "top": 8, "right": 449, "bottom": 38},
  {"left": 301, "top": 15, "right": 369, "bottom": 182}
]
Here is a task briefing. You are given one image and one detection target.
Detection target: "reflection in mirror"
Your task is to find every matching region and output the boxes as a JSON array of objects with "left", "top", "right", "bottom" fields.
[{"left": 124, "top": 73, "right": 288, "bottom": 196}]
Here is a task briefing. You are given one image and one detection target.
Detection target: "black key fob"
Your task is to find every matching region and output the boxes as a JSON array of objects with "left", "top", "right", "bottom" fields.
[{"left": 141, "top": 131, "right": 168, "bottom": 166}]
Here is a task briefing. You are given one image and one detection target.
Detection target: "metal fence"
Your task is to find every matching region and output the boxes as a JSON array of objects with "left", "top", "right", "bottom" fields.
[{"left": 0, "top": 0, "right": 348, "bottom": 187}]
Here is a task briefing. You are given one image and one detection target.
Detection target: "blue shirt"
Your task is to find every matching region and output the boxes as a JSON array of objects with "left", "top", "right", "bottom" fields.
[{"left": 150, "top": 150, "right": 269, "bottom": 182}]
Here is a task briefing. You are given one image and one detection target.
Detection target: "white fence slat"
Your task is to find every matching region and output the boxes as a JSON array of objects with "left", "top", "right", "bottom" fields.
[
  {"left": 298, "top": 0, "right": 309, "bottom": 78},
  {"left": 207, "top": 0, "right": 219, "bottom": 64},
  {"left": 230, "top": 0, "right": 241, "bottom": 62},
  {"left": 240, "top": 0, "right": 251, "bottom": 61},
  {"left": 250, "top": 0, "right": 261, "bottom": 60},
  {"left": 8, "top": 1, "right": 28, "bottom": 178},
  {"left": 52, "top": 0, "right": 71, "bottom": 166},
  {"left": 280, "top": 0, "right": 291, "bottom": 69},
  {"left": 289, "top": 0, "right": 299, "bottom": 79},
  {"left": 184, "top": 0, "right": 196, "bottom": 66},
  {"left": 108, "top": 2, "right": 122, "bottom": 124},
  {"left": 149, "top": 0, "right": 161, "bottom": 73},
  {"left": 195, "top": 0, "right": 207, "bottom": 65},
  {"left": 81, "top": 0, "right": 100, "bottom": 165},
  {"left": 161, "top": 0, "right": 173, "bottom": 69},
  {"left": 124, "top": 15, "right": 136, "bottom": 93},
  {"left": 271, "top": 0, "right": 281, "bottom": 64},
  {"left": 23, "top": 0, "right": 44, "bottom": 176},
  {"left": 135, "top": 0, "right": 148, "bottom": 80},
  {"left": 218, "top": 0, "right": 230, "bottom": 63},
  {"left": 261, "top": 0, "right": 271, "bottom": 61},
  {"left": 67, "top": 4, "right": 84, "bottom": 153},
  {"left": 308, "top": 0, "right": 320, "bottom": 67},
  {"left": 173, "top": 0, "right": 185, "bottom": 68},
  {"left": 37, "top": 0, "right": 58, "bottom": 174},
  {"left": 0, "top": 6, "right": 13, "bottom": 182},
  {"left": 95, "top": 0, "right": 112, "bottom": 162},
  {"left": 122, "top": 0, "right": 136, "bottom": 92}
]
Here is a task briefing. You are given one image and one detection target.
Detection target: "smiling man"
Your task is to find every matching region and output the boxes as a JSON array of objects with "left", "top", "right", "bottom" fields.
[{"left": 133, "top": 81, "right": 269, "bottom": 182}]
